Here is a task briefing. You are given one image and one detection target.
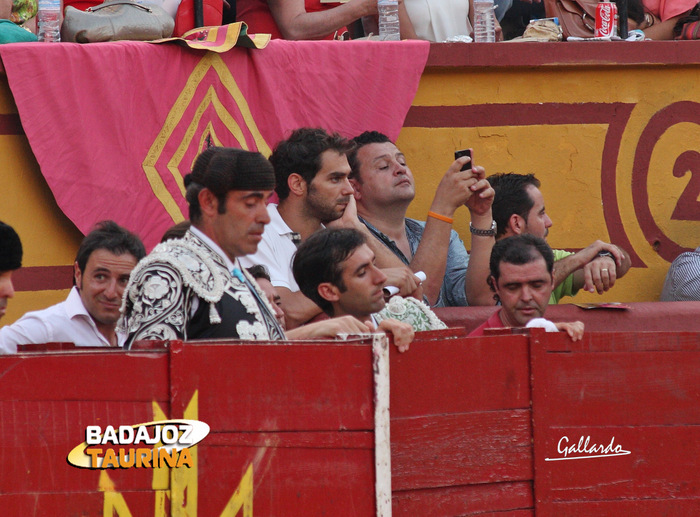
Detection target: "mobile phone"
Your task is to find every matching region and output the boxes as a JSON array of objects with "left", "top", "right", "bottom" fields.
[{"left": 454, "top": 148, "right": 472, "bottom": 172}]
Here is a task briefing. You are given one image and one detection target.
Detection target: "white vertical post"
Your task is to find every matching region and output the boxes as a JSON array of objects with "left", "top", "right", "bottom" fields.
[{"left": 373, "top": 333, "right": 392, "bottom": 517}]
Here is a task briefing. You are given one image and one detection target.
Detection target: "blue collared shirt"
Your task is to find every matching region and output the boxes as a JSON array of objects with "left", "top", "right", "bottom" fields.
[{"left": 359, "top": 216, "right": 470, "bottom": 307}]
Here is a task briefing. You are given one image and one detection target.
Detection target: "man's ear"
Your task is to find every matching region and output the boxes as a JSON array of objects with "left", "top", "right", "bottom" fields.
[
  {"left": 349, "top": 178, "right": 362, "bottom": 201},
  {"left": 288, "top": 173, "right": 307, "bottom": 197},
  {"left": 317, "top": 282, "right": 341, "bottom": 303},
  {"left": 488, "top": 275, "right": 497, "bottom": 293},
  {"left": 74, "top": 262, "right": 82, "bottom": 288},
  {"left": 509, "top": 214, "right": 525, "bottom": 235},
  {"left": 198, "top": 188, "right": 219, "bottom": 217}
]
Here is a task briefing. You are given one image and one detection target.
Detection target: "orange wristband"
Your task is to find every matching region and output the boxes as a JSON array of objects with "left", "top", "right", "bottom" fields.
[{"left": 427, "top": 211, "right": 454, "bottom": 224}]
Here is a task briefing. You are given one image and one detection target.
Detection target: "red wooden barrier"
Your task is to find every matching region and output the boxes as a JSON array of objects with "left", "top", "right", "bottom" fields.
[
  {"left": 391, "top": 330, "right": 534, "bottom": 516},
  {"left": 435, "top": 301, "right": 700, "bottom": 334},
  {"left": 1, "top": 329, "right": 698, "bottom": 516},
  {"left": 530, "top": 330, "right": 700, "bottom": 515}
]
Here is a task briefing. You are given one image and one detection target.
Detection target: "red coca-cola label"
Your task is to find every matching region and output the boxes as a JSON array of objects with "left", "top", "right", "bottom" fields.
[{"left": 595, "top": 1, "right": 618, "bottom": 38}]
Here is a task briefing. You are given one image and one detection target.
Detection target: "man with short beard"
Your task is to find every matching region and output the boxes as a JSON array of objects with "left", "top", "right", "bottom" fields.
[{"left": 240, "top": 128, "right": 422, "bottom": 329}]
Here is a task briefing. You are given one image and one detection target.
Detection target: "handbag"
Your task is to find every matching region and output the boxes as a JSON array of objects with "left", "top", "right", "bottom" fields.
[
  {"left": 61, "top": 0, "right": 175, "bottom": 43},
  {"left": 544, "top": 0, "right": 597, "bottom": 39}
]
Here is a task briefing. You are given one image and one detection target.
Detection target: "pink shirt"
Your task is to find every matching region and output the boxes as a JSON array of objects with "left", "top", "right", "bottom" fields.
[
  {"left": 468, "top": 310, "right": 505, "bottom": 337},
  {"left": 644, "top": 0, "right": 696, "bottom": 21}
]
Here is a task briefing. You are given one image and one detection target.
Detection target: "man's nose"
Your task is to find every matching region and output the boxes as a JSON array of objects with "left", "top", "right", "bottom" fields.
[
  {"left": 373, "top": 266, "right": 388, "bottom": 286},
  {"left": 104, "top": 279, "right": 120, "bottom": 299},
  {"left": 393, "top": 160, "right": 407, "bottom": 176},
  {"left": 258, "top": 204, "right": 271, "bottom": 224},
  {"left": 545, "top": 215, "right": 553, "bottom": 228},
  {"left": 341, "top": 178, "right": 354, "bottom": 195}
]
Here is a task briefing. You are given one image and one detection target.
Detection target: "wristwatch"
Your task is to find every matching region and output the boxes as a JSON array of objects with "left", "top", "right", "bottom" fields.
[
  {"left": 597, "top": 250, "right": 614, "bottom": 259},
  {"left": 469, "top": 220, "right": 497, "bottom": 237}
]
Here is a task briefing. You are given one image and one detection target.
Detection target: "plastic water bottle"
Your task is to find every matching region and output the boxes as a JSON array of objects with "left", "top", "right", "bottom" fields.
[
  {"left": 37, "top": 0, "right": 61, "bottom": 42},
  {"left": 378, "top": 0, "right": 400, "bottom": 41},
  {"left": 473, "top": 0, "right": 495, "bottom": 43}
]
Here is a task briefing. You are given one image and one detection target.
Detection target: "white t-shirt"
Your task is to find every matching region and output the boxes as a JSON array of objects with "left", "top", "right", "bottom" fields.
[
  {"left": 405, "top": 0, "right": 472, "bottom": 42},
  {"left": 239, "top": 204, "right": 301, "bottom": 292},
  {"left": 0, "top": 287, "right": 122, "bottom": 354}
]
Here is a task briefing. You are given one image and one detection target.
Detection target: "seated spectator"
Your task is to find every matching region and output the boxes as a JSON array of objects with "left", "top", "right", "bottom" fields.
[
  {"left": 0, "top": 221, "right": 22, "bottom": 324},
  {"left": 240, "top": 127, "right": 422, "bottom": 329},
  {"left": 469, "top": 234, "right": 584, "bottom": 339},
  {"left": 348, "top": 131, "right": 496, "bottom": 307},
  {"left": 236, "top": 0, "right": 415, "bottom": 40},
  {"left": 401, "top": 0, "right": 504, "bottom": 41},
  {"left": 625, "top": 0, "right": 697, "bottom": 40},
  {"left": 488, "top": 173, "right": 631, "bottom": 303},
  {"left": 161, "top": 220, "right": 191, "bottom": 242},
  {"left": 660, "top": 246, "right": 700, "bottom": 301},
  {"left": 294, "top": 228, "right": 450, "bottom": 351},
  {"left": 0, "top": 221, "right": 145, "bottom": 353},
  {"left": 1, "top": 0, "right": 37, "bottom": 33}
]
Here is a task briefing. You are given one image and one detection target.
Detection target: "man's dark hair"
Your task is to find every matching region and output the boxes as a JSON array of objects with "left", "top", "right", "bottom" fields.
[
  {"left": 161, "top": 221, "right": 191, "bottom": 243},
  {"left": 488, "top": 234, "right": 554, "bottom": 293},
  {"left": 247, "top": 264, "right": 271, "bottom": 283},
  {"left": 271, "top": 128, "right": 354, "bottom": 201},
  {"left": 185, "top": 147, "right": 275, "bottom": 223},
  {"left": 75, "top": 221, "right": 146, "bottom": 274},
  {"left": 292, "top": 228, "right": 366, "bottom": 316},
  {"left": 622, "top": 0, "right": 645, "bottom": 25},
  {"left": 347, "top": 131, "right": 392, "bottom": 181},
  {"left": 0, "top": 221, "right": 22, "bottom": 272},
  {"left": 487, "top": 173, "right": 541, "bottom": 238}
]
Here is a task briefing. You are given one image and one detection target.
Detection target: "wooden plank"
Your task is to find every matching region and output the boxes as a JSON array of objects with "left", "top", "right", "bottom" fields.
[
  {"left": 390, "top": 335, "right": 531, "bottom": 418},
  {"left": 205, "top": 430, "right": 373, "bottom": 449},
  {"left": 0, "top": 491, "right": 166, "bottom": 516},
  {"left": 536, "top": 425, "right": 700, "bottom": 500},
  {"left": 393, "top": 482, "right": 533, "bottom": 516},
  {"left": 195, "top": 444, "right": 375, "bottom": 516},
  {"left": 0, "top": 400, "right": 168, "bottom": 493},
  {"left": 545, "top": 499, "right": 700, "bottom": 516},
  {"left": 535, "top": 330, "right": 700, "bottom": 353},
  {"left": 0, "top": 351, "right": 169, "bottom": 401},
  {"left": 531, "top": 331, "right": 700, "bottom": 512},
  {"left": 530, "top": 332, "right": 700, "bottom": 426},
  {"left": 169, "top": 341, "right": 375, "bottom": 432},
  {"left": 391, "top": 410, "right": 532, "bottom": 490}
]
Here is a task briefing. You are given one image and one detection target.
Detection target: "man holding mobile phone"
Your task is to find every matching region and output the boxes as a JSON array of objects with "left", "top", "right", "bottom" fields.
[{"left": 347, "top": 131, "right": 497, "bottom": 307}]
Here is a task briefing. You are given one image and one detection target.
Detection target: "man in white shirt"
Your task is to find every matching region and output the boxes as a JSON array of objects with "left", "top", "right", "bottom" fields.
[
  {"left": 0, "top": 221, "right": 145, "bottom": 353},
  {"left": 0, "top": 221, "right": 22, "bottom": 323},
  {"left": 240, "top": 128, "right": 423, "bottom": 329}
]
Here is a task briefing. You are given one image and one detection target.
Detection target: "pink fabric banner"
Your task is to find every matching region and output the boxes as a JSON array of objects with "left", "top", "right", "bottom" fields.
[{"left": 0, "top": 40, "right": 428, "bottom": 249}]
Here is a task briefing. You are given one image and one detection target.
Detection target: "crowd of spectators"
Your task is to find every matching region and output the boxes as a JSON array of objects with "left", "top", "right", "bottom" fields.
[
  {"left": 1, "top": 122, "right": 694, "bottom": 353},
  {"left": 2, "top": 0, "right": 697, "bottom": 41}
]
